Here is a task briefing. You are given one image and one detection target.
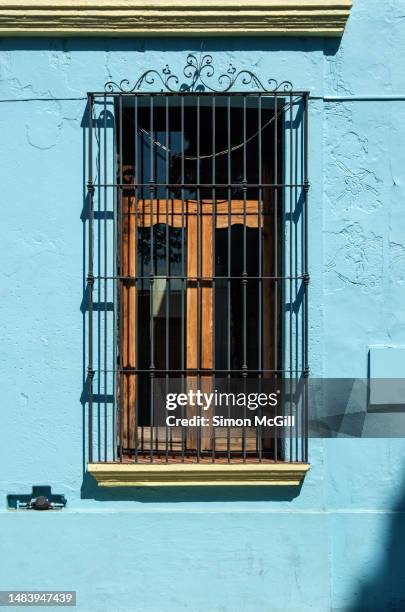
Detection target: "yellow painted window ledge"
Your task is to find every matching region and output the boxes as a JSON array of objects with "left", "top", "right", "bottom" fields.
[
  {"left": 88, "top": 462, "right": 310, "bottom": 487},
  {"left": 0, "top": 1, "right": 352, "bottom": 37}
]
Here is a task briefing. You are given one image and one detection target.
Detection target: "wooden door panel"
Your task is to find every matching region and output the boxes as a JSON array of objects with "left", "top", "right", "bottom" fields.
[
  {"left": 119, "top": 196, "right": 276, "bottom": 456},
  {"left": 119, "top": 195, "right": 136, "bottom": 452}
]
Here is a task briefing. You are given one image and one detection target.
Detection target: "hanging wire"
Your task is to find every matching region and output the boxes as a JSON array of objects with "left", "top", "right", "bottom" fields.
[{"left": 132, "top": 97, "right": 299, "bottom": 161}]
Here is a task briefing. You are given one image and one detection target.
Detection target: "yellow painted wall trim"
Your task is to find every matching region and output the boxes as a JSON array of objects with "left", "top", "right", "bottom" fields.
[
  {"left": 88, "top": 462, "right": 310, "bottom": 486},
  {"left": 0, "top": 1, "right": 352, "bottom": 37}
]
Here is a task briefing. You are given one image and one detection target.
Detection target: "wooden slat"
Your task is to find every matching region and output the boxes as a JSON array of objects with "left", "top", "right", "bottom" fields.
[
  {"left": 120, "top": 195, "right": 136, "bottom": 451},
  {"left": 186, "top": 211, "right": 198, "bottom": 451},
  {"left": 132, "top": 198, "right": 262, "bottom": 228},
  {"left": 185, "top": 206, "right": 214, "bottom": 451},
  {"left": 186, "top": 212, "right": 198, "bottom": 370},
  {"left": 200, "top": 210, "right": 213, "bottom": 450}
]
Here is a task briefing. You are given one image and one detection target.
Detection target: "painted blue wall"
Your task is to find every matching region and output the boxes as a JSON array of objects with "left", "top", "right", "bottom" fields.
[{"left": 1, "top": 0, "right": 405, "bottom": 610}]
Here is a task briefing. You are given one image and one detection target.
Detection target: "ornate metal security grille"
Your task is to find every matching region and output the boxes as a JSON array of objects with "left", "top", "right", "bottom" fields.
[{"left": 86, "top": 55, "right": 309, "bottom": 465}]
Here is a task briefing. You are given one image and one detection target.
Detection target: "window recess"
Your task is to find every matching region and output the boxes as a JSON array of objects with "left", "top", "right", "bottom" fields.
[{"left": 86, "top": 55, "right": 309, "bottom": 482}]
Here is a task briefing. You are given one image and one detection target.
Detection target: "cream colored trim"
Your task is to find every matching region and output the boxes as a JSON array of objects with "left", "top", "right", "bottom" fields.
[
  {"left": 88, "top": 463, "right": 310, "bottom": 486},
  {"left": 0, "top": 1, "right": 352, "bottom": 37}
]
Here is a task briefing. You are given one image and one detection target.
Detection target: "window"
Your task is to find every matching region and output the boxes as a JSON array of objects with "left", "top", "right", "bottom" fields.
[{"left": 86, "top": 56, "right": 309, "bottom": 470}]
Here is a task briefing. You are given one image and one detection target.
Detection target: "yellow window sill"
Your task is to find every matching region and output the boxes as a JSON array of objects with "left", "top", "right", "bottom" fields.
[{"left": 88, "top": 462, "right": 310, "bottom": 487}]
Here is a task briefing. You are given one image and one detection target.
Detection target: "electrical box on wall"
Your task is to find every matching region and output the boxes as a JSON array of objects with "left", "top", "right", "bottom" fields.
[{"left": 368, "top": 346, "right": 405, "bottom": 411}]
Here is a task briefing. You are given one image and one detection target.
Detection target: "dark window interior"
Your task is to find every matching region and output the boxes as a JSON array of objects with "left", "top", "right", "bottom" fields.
[{"left": 116, "top": 96, "right": 283, "bottom": 459}]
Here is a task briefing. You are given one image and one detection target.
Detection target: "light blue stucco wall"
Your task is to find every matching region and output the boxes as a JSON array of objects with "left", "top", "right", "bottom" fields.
[{"left": 1, "top": 1, "right": 405, "bottom": 610}]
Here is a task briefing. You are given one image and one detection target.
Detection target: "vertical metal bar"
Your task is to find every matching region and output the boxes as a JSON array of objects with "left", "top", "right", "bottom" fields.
[
  {"left": 242, "top": 95, "right": 247, "bottom": 463},
  {"left": 134, "top": 94, "right": 139, "bottom": 463},
  {"left": 165, "top": 95, "right": 170, "bottom": 463},
  {"left": 258, "top": 93, "right": 263, "bottom": 463},
  {"left": 103, "top": 93, "right": 108, "bottom": 462},
  {"left": 303, "top": 92, "right": 309, "bottom": 463},
  {"left": 181, "top": 96, "right": 186, "bottom": 463},
  {"left": 87, "top": 93, "right": 94, "bottom": 464},
  {"left": 196, "top": 95, "right": 201, "bottom": 463},
  {"left": 289, "top": 93, "right": 293, "bottom": 463},
  {"left": 227, "top": 95, "right": 232, "bottom": 463},
  {"left": 97, "top": 112, "right": 101, "bottom": 464},
  {"left": 139, "top": 137, "right": 145, "bottom": 459},
  {"left": 149, "top": 95, "right": 155, "bottom": 463},
  {"left": 110, "top": 98, "right": 119, "bottom": 461},
  {"left": 118, "top": 94, "right": 124, "bottom": 462},
  {"left": 274, "top": 93, "right": 279, "bottom": 462},
  {"left": 212, "top": 94, "right": 216, "bottom": 463},
  {"left": 295, "top": 98, "right": 299, "bottom": 463},
  {"left": 112, "top": 95, "right": 117, "bottom": 463}
]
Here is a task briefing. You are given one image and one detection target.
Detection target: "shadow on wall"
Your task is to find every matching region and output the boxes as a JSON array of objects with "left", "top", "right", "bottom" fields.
[
  {"left": 347, "top": 482, "right": 405, "bottom": 612},
  {"left": 0, "top": 36, "right": 341, "bottom": 56},
  {"left": 81, "top": 472, "right": 302, "bottom": 503}
]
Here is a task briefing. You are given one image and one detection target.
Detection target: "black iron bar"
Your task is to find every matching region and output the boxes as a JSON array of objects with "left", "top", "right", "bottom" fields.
[
  {"left": 196, "top": 95, "right": 201, "bottom": 464},
  {"left": 304, "top": 92, "right": 309, "bottom": 463},
  {"left": 97, "top": 182, "right": 305, "bottom": 188},
  {"left": 212, "top": 95, "right": 216, "bottom": 464},
  {"left": 181, "top": 96, "right": 186, "bottom": 463},
  {"left": 112, "top": 95, "right": 117, "bottom": 463},
  {"left": 87, "top": 93, "right": 94, "bottom": 464},
  {"left": 295, "top": 101, "right": 299, "bottom": 464},
  {"left": 118, "top": 94, "right": 124, "bottom": 462},
  {"left": 113, "top": 368, "right": 303, "bottom": 374},
  {"left": 289, "top": 93, "right": 293, "bottom": 462},
  {"left": 227, "top": 95, "right": 232, "bottom": 463},
  {"left": 97, "top": 113, "right": 101, "bottom": 463},
  {"left": 101, "top": 274, "right": 304, "bottom": 281},
  {"left": 258, "top": 93, "right": 263, "bottom": 463},
  {"left": 149, "top": 95, "right": 155, "bottom": 463},
  {"left": 242, "top": 95, "right": 247, "bottom": 463},
  {"left": 134, "top": 94, "right": 139, "bottom": 463},
  {"left": 165, "top": 95, "right": 170, "bottom": 463},
  {"left": 103, "top": 93, "right": 108, "bottom": 462},
  {"left": 274, "top": 93, "right": 279, "bottom": 462}
]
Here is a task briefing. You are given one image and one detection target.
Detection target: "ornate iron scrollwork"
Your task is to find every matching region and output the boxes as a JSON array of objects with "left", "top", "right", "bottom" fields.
[{"left": 104, "top": 53, "right": 293, "bottom": 93}]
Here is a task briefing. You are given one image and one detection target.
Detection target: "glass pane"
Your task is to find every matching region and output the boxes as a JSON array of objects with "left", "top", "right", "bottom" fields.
[{"left": 215, "top": 225, "right": 261, "bottom": 372}]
